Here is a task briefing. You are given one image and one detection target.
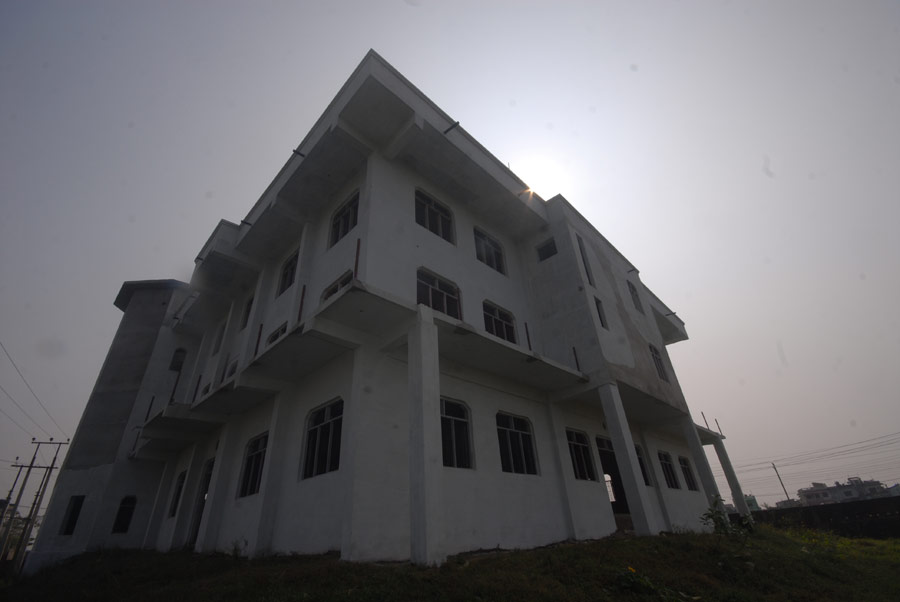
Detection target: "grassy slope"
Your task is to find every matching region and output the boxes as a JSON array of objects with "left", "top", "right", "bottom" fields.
[{"left": 4, "top": 526, "right": 899, "bottom": 602}]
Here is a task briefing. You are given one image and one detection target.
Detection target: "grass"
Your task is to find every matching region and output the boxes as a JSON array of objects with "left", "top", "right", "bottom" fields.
[{"left": 4, "top": 525, "right": 899, "bottom": 601}]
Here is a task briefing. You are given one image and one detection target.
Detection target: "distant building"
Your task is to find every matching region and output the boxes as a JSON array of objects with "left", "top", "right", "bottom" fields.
[
  {"left": 744, "top": 494, "right": 760, "bottom": 512},
  {"left": 774, "top": 499, "right": 802, "bottom": 509},
  {"left": 25, "top": 51, "right": 749, "bottom": 573},
  {"left": 798, "top": 477, "right": 893, "bottom": 506}
]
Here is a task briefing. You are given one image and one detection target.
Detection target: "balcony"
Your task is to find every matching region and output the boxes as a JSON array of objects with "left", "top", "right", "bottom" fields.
[{"left": 133, "top": 403, "right": 224, "bottom": 460}]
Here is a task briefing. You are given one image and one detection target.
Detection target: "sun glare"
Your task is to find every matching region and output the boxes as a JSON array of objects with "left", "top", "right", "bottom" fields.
[{"left": 512, "top": 154, "right": 569, "bottom": 201}]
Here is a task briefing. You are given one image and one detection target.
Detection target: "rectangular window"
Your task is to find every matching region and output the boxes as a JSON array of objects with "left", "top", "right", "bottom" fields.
[
  {"left": 441, "top": 399, "right": 472, "bottom": 469},
  {"left": 566, "top": 429, "right": 596, "bottom": 481},
  {"left": 416, "top": 269, "right": 461, "bottom": 319},
  {"left": 483, "top": 301, "right": 516, "bottom": 343},
  {"left": 576, "top": 234, "right": 594, "bottom": 286},
  {"left": 635, "top": 445, "right": 652, "bottom": 486},
  {"left": 277, "top": 251, "right": 299, "bottom": 297},
  {"left": 330, "top": 191, "right": 359, "bottom": 247},
  {"left": 679, "top": 456, "right": 699, "bottom": 491},
  {"left": 536, "top": 238, "right": 557, "bottom": 261},
  {"left": 415, "top": 190, "right": 454, "bottom": 243},
  {"left": 210, "top": 322, "right": 225, "bottom": 356},
  {"left": 239, "top": 432, "right": 268, "bottom": 497},
  {"left": 594, "top": 297, "right": 608, "bottom": 329},
  {"left": 168, "top": 471, "right": 187, "bottom": 517},
  {"left": 496, "top": 412, "right": 537, "bottom": 475},
  {"left": 322, "top": 270, "right": 353, "bottom": 301},
  {"left": 650, "top": 345, "right": 669, "bottom": 382},
  {"left": 658, "top": 451, "right": 680, "bottom": 489},
  {"left": 239, "top": 296, "right": 254, "bottom": 330},
  {"left": 474, "top": 228, "right": 505, "bottom": 274},
  {"left": 59, "top": 495, "right": 85, "bottom": 536},
  {"left": 302, "top": 399, "right": 343, "bottom": 478},
  {"left": 111, "top": 496, "right": 137, "bottom": 534},
  {"left": 627, "top": 280, "right": 644, "bottom": 314}
]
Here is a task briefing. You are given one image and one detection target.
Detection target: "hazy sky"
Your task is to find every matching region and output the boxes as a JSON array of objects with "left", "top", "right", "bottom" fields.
[{"left": 2, "top": 1, "right": 899, "bottom": 510}]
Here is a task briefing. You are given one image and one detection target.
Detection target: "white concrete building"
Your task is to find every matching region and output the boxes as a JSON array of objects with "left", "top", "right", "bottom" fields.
[{"left": 26, "top": 51, "right": 748, "bottom": 572}]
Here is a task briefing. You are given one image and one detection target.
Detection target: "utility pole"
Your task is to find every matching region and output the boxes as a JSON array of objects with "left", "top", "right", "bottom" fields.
[
  {"left": 0, "top": 458, "right": 22, "bottom": 533},
  {"left": 772, "top": 462, "right": 791, "bottom": 501},
  {"left": 0, "top": 440, "right": 40, "bottom": 561},
  {"left": 12, "top": 440, "right": 66, "bottom": 573}
]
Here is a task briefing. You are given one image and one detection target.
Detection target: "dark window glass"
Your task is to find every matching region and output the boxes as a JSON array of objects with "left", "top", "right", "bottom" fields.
[
  {"left": 441, "top": 399, "right": 472, "bottom": 468},
  {"left": 240, "top": 296, "right": 254, "bottom": 330},
  {"left": 566, "top": 429, "right": 596, "bottom": 480},
  {"left": 211, "top": 322, "right": 225, "bottom": 356},
  {"left": 536, "top": 239, "right": 557, "bottom": 261},
  {"left": 658, "top": 451, "right": 680, "bottom": 489},
  {"left": 679, "top": 457, "right": 699, "bottom": 491},
  {"left": 330, "top": 191, "right": 359, "bottom": 247},
  {"left": 302, "top": 399, "right": 343, "bottom": 478},
  {"left": 169, "top": 348, "right": 187, "bottom": 371},
  {"left": 635, "top": 445, "right": 652, "bottom": 486},
  {"left": 111, "top": 496, "right": 137, "bottom": 534},
  {"left": 474, "top": 228, "right": 505, "bottom": 274},
  {"left": 576, "top": 234, "right": 594, "bottom": 286},
  {"left": 60, "top": 495, "right": 85, "bottom": 536},
  {"left": 594, "top": 298, "right": 608, "bottom": 329},
  {"left": 322, "top": 270, "right": 353, "bottom": 301},
  {"left": 650, "top": 345, "right": 669, "bottom": 382},
  {"left": 496, "top": 412, "right": 537, "bottom": 475},
  {"left": 168, "top": 471, "right": 187, "bottom": 517},
  {"left": 628, "top": 280, "right": 644, "bottom": 314},
  {"left": 415, "top": 190, "right": 454, "bottom": 243},
  {"left": 416, "top": 269, "right": 461, "bottom": 319},
  {"left": 277, "top": 251, "right": 299, "bottom": 296},
  {"left": 483, "top": 301, "right": 516, "bottom": 343},
  {"left": 239, "top": 433, "right": 268, "bottom": 497}
]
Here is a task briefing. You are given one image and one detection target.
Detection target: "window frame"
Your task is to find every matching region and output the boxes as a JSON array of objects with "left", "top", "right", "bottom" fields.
[
  {"left": 415, "top": 189, "right": 454, "bottom": 243},
  {"left": 474, "top": 228, "right": 506, "bottom": 274},
  {"left": 496, "top": 411, "right": 538, "bottom": 475},
  {"left": 329, "top": 190, "right": 359, "bottom": 248},
  {"left": 658, "top": 451, "right": 680, "bottom": 489},
  {"left": 59, "top": 495, "right": 85, "bottom": 536},
  {"left": 440, "top": 398, "right": 473, "bottom": 469},
  {"left": 322, "top": 270, "right": 353, "bottom": 302},
  {"left": 650, "top": 344, "right": 669, "bottom": 382},
  {"left": 678, "top": 456, "right": 699, "bottom": 491},
  {"left": 277, "top": 250, "right": 299, "bottom": 297},
  {"left": 301, "top": 399, "right": 343, "bottom": 479},
  {"left": 168, "top": 471, "right": 187, "bottom": 517},
  {"left": 482, "top": 300, "right": 516, "bottom": 344},
  {"left": 238, "top": 432, "right": 268, "bottom": 497},
  {"left": 635, "top": 445, "right": 652, "bottom": 486},
  {"left": 210, "top": 322, "right": 225, "bottom": 356},
  {"left": 416, "top": 269, "right": 461, "bottom": 319},
  {"left": 111, "top": 495, "right": 137, "bottom": 534},
  {"left": 566, "top": 429, "right": 596, "bottom": 481},
  {"left": 576, "top": 234, "right": 594, "bottom": 286},
  {"left": 239, "top": 295, "right": 254, "bottom": 330}
]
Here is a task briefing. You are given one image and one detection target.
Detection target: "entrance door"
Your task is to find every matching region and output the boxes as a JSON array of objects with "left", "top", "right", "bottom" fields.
[
  {"left": 187, "top": 458, "right": 214, "bottom": 549},
  {"left": 596, "top": 437, "right": 629, "bottom": 514}
]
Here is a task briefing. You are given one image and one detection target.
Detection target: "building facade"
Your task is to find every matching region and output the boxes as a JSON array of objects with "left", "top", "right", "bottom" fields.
[
  {"left": 799, "top": 478, "right": 896, "bottom": 506},
  {"left": 27, "top": 51, "right": 748, "bottom": 573}
]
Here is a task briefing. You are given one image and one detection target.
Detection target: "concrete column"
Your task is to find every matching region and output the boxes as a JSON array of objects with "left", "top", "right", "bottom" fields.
[
  {"left": 679, "top": 416, "right": 723, "bottom": 510},
  {"left": 167, "top": 443, "right": 205, "bottom": 550},
  {"left": 195, "top": 423, "right": 238, "bottom": 552},
  {"left": 253, "top": 396, "right": 290, "bottom": 556},
  {"left": 141, "top": 459, "right": 175, "bottom": 550},
  {"left": 598, "top": 383, "right": 655, "bottom": 535},
  {"left": 407, "top": 306, "right": 445, "bottom": 564},
  {"left": 545, "top": 404, "right": 576, "bottom": 539},
  {"left": 713, "top": 438, "right": 750, "bottom": 516}
]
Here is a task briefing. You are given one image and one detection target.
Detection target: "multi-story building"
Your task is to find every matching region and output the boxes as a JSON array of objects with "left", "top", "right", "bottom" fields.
[
  {"left": 26, "top": 51, "right": 748, "bottom": 573},
  {"left": 799, "top": 477, "right": 895, "bottom": 506}
]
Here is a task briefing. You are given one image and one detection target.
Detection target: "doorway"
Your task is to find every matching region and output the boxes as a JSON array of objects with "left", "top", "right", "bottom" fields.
[
  {"left": 187, "top": 458, "right": 214, "bottom": 549},
  {"left": 596, "top": 437, "right": 629, "bottom": 514}
]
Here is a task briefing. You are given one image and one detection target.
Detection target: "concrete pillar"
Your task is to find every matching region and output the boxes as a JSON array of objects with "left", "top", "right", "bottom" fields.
[
  {"left": 545, "top": 404, "right": 576, "bottom": 539},
  {"left": 597, "top": 383, "right": 655, "bottom": 535},
  {"left": 167, "top": 443, "right": 205, "bottom": 550},
  {"left": 195, "top": 422, "right": 238, "bottom": 552},
  {"left": 679, "top": 416, "right": 723, "bottom": 510},
  {"left": 253, "top": 396, "right": 290, "bottom": 555},
  {"left": 142, "top": 459, "right": 175, "bottom": 550},
  {"left": 407, "top": 306, "right": 445, "bottom": 564},
  {"left": 713, "top": 438, "right": 750, "bottom": 516}
]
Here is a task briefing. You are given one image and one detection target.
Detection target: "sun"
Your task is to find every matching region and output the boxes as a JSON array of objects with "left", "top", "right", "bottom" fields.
[{"left": 511, "top": 154, "right": 570, "bottom": 200}]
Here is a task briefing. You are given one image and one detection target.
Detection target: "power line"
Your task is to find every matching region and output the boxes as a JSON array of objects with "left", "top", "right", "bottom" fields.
[
  {"left": 0, "top": 405, "right": 34, "bottom": 439},
  {"left": 0, "top": 337, "right": 67, "bottom": 438},
  {"left": 0, "top": 382, "right": 52, "bottom": 438}
]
